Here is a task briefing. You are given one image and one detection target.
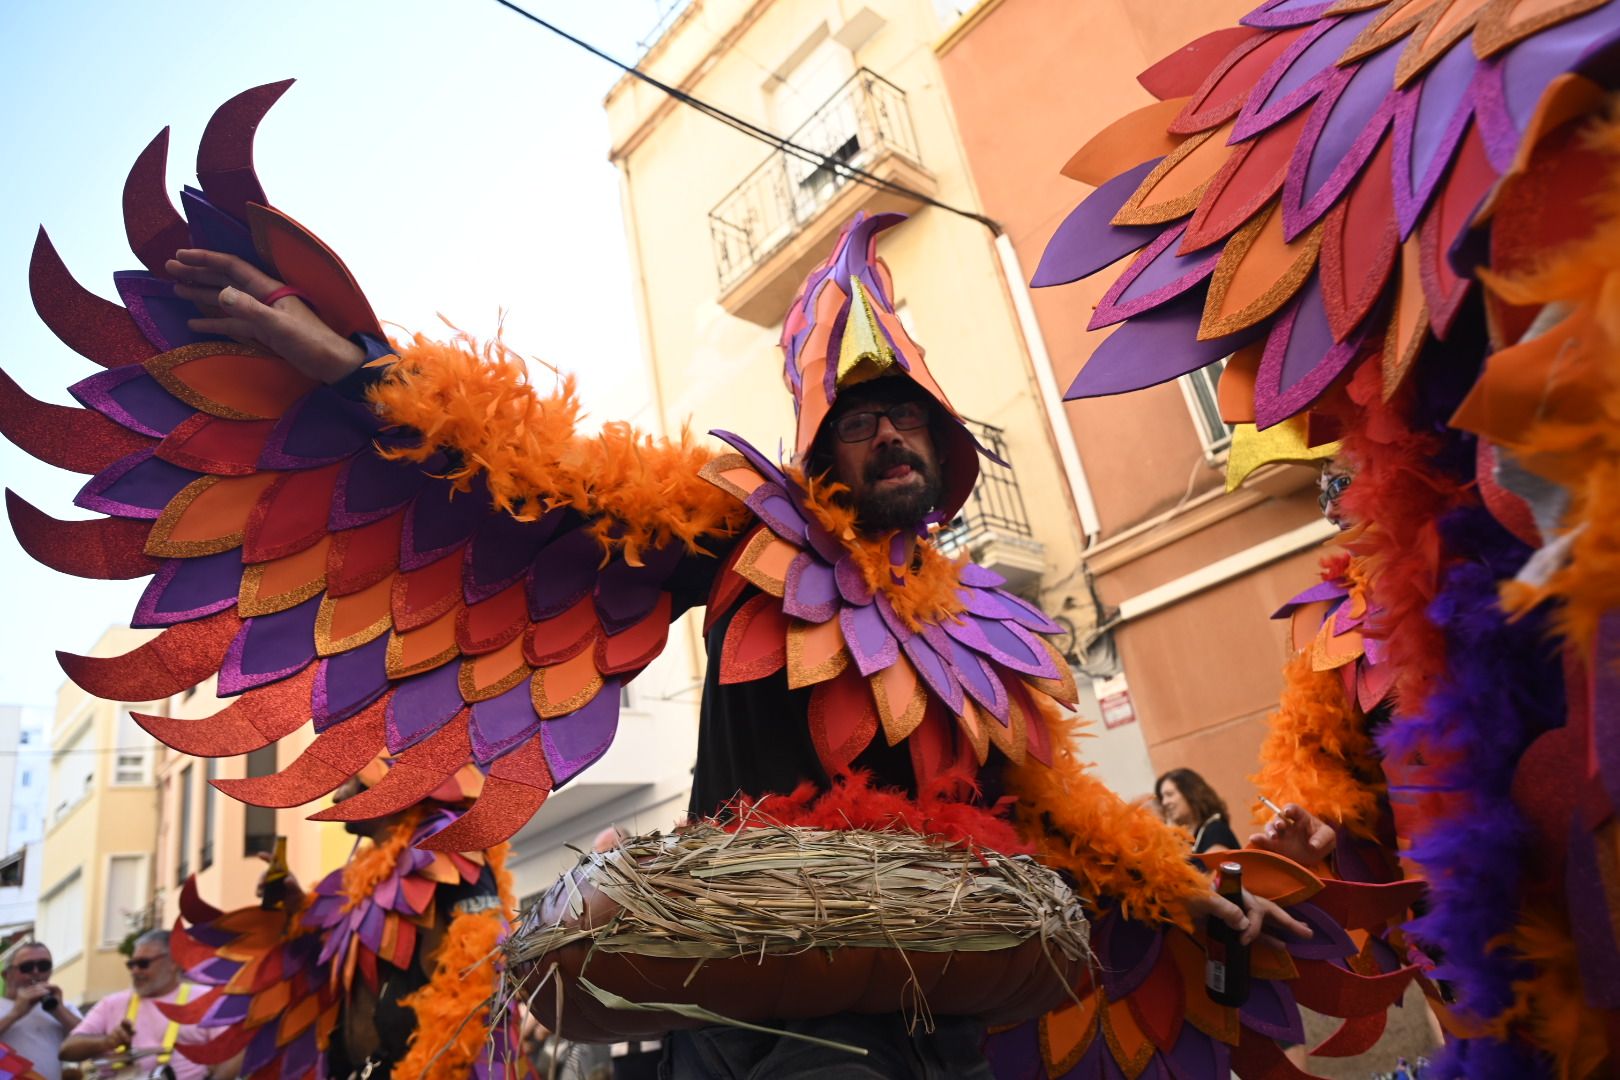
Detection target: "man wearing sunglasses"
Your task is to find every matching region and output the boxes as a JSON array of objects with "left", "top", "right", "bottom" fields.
[
  {"left": 61, "top": 931, "right": 208, "bottom": 1080},
  {"left": 0, "top": 941, "right": 78, "bottom": 1080}
]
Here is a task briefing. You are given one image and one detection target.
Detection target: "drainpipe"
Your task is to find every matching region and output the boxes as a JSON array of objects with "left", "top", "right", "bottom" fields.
[{"left": 991, "top": 233, "right": 1101, "bottom": 545}]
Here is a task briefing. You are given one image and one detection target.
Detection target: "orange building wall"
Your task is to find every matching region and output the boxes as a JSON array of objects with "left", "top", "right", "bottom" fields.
[{"left": 937, "top": 0, "right": 1333, "bottom": 820}]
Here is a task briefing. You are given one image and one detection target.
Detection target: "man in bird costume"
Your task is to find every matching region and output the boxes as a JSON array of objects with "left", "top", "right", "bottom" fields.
[{"left": 2, "top": 81, "right": 1423, "bottom": 1077}]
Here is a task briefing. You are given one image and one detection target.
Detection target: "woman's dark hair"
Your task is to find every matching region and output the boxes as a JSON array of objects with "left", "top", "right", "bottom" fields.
[{"left": 1155, "top": 767, "right": 1229, "bottom": 826}]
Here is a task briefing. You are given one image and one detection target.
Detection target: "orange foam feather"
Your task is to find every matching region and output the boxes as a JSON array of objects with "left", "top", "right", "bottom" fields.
[
  {"left": 1004, "top": 700, "right": 1208, "bottom": 928},
  {"left": 369, "top": 334, "right": 750, "bottom": 564}
]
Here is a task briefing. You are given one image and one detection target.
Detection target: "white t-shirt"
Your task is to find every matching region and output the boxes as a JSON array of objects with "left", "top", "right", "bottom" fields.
[{"left": 1, "top": 996, "right": 80, "bottom": 1080}]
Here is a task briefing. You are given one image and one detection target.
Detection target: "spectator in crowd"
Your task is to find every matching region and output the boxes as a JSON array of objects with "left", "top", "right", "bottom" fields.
[
  {"left": 60, "top": 930, "right": 209, "bottom": 1080},
  {"left": 0, "top": 940, "right": 80, "bottom": 1079},
  {"left": 1155, "top": 768, "right": 1240, "bottom": 854}
]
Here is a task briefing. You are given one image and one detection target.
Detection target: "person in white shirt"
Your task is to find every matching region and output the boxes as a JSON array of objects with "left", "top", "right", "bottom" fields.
[{"left": 0, "top": 941, "right": 80, "bottom": 1080}]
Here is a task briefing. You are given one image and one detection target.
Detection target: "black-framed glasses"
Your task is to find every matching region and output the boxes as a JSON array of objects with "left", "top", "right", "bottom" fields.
[
  {"left": 12, "top": 959, "right": 50, "bottom": 975},
  {"left": 830, "top": 401, "right": 929, "bottom": 443},
  {"left": 125, "top": 957, "right": 158, "bottom": 971}
]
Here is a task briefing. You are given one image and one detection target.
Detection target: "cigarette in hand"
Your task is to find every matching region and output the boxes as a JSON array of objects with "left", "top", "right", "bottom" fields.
[{"left": 1258, "top": 794, "right": 1286, "bottom": 818}]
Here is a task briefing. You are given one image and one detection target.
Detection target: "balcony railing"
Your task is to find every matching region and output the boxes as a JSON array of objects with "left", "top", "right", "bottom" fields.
[
  {"left": 936, "top": 421, "right": 1046, "bottom": 591},
  {"left": 710, "top": 69, "right": 923, "bottom": 291}
]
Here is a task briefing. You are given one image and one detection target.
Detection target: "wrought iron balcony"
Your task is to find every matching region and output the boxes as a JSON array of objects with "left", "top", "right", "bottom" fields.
[
  {"left": 709, "top": 69, "right": 937, "bottom": 325},
  {"left": 936, "top": 421, "right": 1047, "bottom": 592}
]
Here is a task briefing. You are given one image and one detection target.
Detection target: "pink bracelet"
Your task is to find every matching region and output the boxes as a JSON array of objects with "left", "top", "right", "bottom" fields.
[{"left": 260, "top": 286, "right": 313, "bottom": 307}]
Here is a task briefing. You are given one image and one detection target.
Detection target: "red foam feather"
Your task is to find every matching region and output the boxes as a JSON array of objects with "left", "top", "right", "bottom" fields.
[
  {"left": 1310, "top": 1008, "right": 1389, "bottom": 1057},
  {"left": 1419, "top": 123, "right": 1496, "bottom": 338},
  {"left": 58, "top": 609, "right": 242, "bottom": 701},
  {"left": 0, "top": 366, "right": 152, "bottom": 474},
  {"left": 1290, "top": 958, "right": 1415, "bottom": 1018},
  {"left": 133, "top": 665, "right": 314, "bottom": 757},
  {"left": 122, "top": 128, "right": 191, "bottom": 278},
  {"left": 392, "top": 553, "right": 463, "bottom": 632},
  {"left": 1169, "top": 28, "right": 1305, "bottom": 135},
  {"left": 177, "top": 876, "right": 224, "bottom": 926},
  {"left": 1321, "top": 131, "right": 1398, "bottom": 341},
  {"left": 1231, "top": 1026, "right": 1314, "bottom": 1077},
  {"left": 457, "top": 581, "right": 530, "bottom": 656},
  {"left": 327, "top": 512, "right": 403, "bottom": 596},
  {"left": 718, "top": 592, "right": 787, "bottom": 684},
  {"left": 1138, "top": 26, "right": 1265, "bottom": 101},
  {"left": 1182, "top": 108, "right": 1310, "bottom": 252},
  {"left": 596, "top": 593, "right": 673, "bottom": 675},
  {"left": 310, "top": 720, "right": 472, "bottom": 822},
  {"left": 197, "top": 80, "right": 292, "bottom": 220},
  {"left": 416, "top": 775, "right": 550, "bottom": 852},
  {"left": 172, "top": 1020, "right": 255, "bottom": 1066},
  {"left": 808, "top": 664, "right": 881, "bottom": 771},
  {"left": 6, "top": 490, "right": 159, "bottom": 579},
  {"left": 29, "top": 228, "right": 156, "bottom": 367},
  {"left": 242, "top": 464, "right": 342, "bottom": 563},
  {"left": 155, "top": 415, "right": 277, "bottom": 476}
]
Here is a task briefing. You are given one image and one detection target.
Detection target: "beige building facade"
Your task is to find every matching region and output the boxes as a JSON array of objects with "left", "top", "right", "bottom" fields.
[
  {"left": 605, "top": 0, "right": 1159, "bottom": 798},
  {"left": 37, "top": 627, "right": 161, "bottom": 1006}
]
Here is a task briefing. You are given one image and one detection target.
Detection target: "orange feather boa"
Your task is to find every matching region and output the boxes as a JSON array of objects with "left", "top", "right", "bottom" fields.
[
  {"left": 1003, "top": 700, "right": 1208, "bottom": 928},
  {"left": 789, "top": 468, "right": 966, "bottom": 629},
  {"left": 394, "top": 907, "right": 508, "bottom": 1080},
  {"left": 1250, "top": 651, "right": 1384, "bottom": 837},
  {"left": 368, "top": 334, "right": 750, "bottom": 564},
  {"left": 339, "top": 806, "right": 427, "bottom": 911}
]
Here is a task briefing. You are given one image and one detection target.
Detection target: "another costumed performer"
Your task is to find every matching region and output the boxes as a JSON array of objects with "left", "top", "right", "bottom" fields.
[
  {"left": 0, "top": 83, "right": 1421, "bottom": 1080},
  {"left": 1029, "top": 0, "right": 1620, "bottom": 1074},
  {"left": 160, "top": 762, "right": 525, "bottom": 1080}
]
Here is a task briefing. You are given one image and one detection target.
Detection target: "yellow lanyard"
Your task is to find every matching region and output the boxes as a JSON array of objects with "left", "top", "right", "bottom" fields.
[{"left": 121, "top": 984, "right": 191, "bottom": 1064}]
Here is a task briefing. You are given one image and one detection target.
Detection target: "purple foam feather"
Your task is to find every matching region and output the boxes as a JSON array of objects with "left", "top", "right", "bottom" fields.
[
  {"left": 240, "top": 1021, "right": 281, "bottom": 1075},
  {"left": 76, "top": 448, "right": 197, "bottom": 519},
  {"left": 1391, "top": 40, "right": 1479, "bottom": 239},
  {"left": 69, "top": 365, "right": 193, "bottom": 437},
  {"left": 782, "top": 552, "right": 840, "bottom": 623},
  {"left": 194, "top": 957, "right": 241, "bottom": 985},
  {"left": 540, "top": 681, "right": 620, "bottom": 787},
  {"left": 1272, "top": 578, "right": 1348, "bottom": 617},
  {"left": 1165, "top": 1020, "right": 1229, "bottom": 1080},
  {"left": 1253, "top": 274, "right": 1372, "bottom": 428},
  {"left": 329, "top": 448, "right": 434, "bottom": 529},
  {"left": 115, "top": 270, "right": 218, "bottom": 353},
  {"left": 981, "top": 1018, "right": 1041, "bottom": 1078},
  {"left": 1234, "top": 12, "right": 1376, "bottom": 140},
  {"left": 594, "top": 541, "right": 681, "bottom": 635},
  {"left": 1281, "top": 43, "right": 1401, "bottom": 240},
  {"left": 835, "top": 555, "right": 874, "bottom": 605},
  {"left": 708, "top": 430, "right": 790, "bottom": 490},
  {"left": 527, "top": 528, "right": 600, "bottom": 620},
  {"left": 970, "top": 615, "right": 1058, "bottom": 678},
  {"left": 944, "top": 637, "right": 1010, "bottom": 722},
  {"left": 279, "top": 1029, "right": 319, "bottom": 1079},
  {"left": 258, "top": 388, "right": 378, "bottom": 469},
  {"left": 746, "top": 483, "right": 809, "bottom": 544},
  {"left": 1241, "top": 0, "right": 1336, "bottom": 28},
  {"left": 179, "top": 187, "right": 262, "bottom": 268},
  {"left": 1567, "top": 817, "right": 1620, "bottom": 1007},
  {"left": 957, "top": 563, "right": 1005, "bottom": 589},
  {"left": 841, "top": 603, "right": 899, "bottom": 677},
  {"left": 204, "top": 992, "right": 251, "bottom": 1025},
  {"left": 1096, "top": 913, "right": 1163, "bottom": 998},
  {"left": 386, "top": 663, "right": 464, "bottom": 753},
  {"left": 464, "top": 508, "right": 560, "bottom": 605},
  {"left": 311, "top": 636, "right": 390, "bottom": 731},
  {"left": 1497, "top": 3, "right": 1620, "bottom": 138},
  {"left": 989, "top": 588, "right": 1063, "bottom": 634},
  {"left": 1089, "top": 222, "right": 1222, "bottom": 328},
  {"left": 400, "top": 477, "right": 486, "bottom": 572},
  {"left": 1240, "top": 977, "right": 1306, "bottom": 1043},
  {"left": 902, "top": 634, "right": 966, "bottom": 714},
  {"left": 1066, "top": 285, "right": 1263, "bottom": 399},
  {"left": 470, "top": 678, "right": 541, "bottom": 764},
  {"left": 133, "top": 549, "right": 242, "bottom": 626},
  {"left": 217, "top": 596, "right": 320, "bottom": 695},
  {"left": 1594, "top": 613, "right": 1620, "bottom": 809},
  {"left": 1032, "top": 158, "right": 1165, "bottom": 288},
  {"left": 956, "top": 586, "right": 1018, "bottom": 622}
]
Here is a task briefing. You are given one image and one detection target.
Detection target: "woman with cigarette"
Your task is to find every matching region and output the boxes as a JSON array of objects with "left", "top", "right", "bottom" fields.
[{"left": 1155, "top": 769, "right": 1241, "bottom": 855}]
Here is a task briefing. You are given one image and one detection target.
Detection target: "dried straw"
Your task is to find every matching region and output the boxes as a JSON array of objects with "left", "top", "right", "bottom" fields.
[{"left": 504, "top": 823, "right": 1091, "bottom": 969}]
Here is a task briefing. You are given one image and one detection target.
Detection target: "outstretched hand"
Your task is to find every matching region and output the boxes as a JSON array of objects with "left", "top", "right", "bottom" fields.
[
  {"left": 167, "top": 248, "right": 366, "bottom": 384},
  {"left": 1247, "top": 802, "right": 1336, "bottom": 869}
]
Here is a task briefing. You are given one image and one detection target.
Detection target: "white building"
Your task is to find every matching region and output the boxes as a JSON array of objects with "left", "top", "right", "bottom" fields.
[{"left": 0, "top": 705, "right": 51, "bottom": 937}]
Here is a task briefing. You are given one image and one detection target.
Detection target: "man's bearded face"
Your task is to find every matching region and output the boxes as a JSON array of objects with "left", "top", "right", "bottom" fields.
[{"left": 824, "top": 383, "right": 943, "bottom": 532}]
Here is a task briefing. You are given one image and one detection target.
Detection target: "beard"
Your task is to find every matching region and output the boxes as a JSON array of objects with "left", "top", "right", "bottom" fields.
[{"left": 855, "top": 445, "right": 942, "bottom": 531}]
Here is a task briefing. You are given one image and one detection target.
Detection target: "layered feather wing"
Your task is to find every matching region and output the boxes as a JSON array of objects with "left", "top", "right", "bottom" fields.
[{"left": 1, "top": 82, "right": 741, "bottom": 850}]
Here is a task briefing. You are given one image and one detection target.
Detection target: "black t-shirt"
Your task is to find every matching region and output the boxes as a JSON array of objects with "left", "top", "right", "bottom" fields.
[{"left": 1193, "top": 815, "right": 1241, "bottom": 854}]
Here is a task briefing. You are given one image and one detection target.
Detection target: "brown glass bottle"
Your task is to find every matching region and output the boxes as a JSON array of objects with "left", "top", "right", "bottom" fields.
[
  {"left": 1204, "top": 861, "right": 1250, "bottom": 1006},
  {"left": 260, "top": 836, "right": 290, "bottom": 910}
]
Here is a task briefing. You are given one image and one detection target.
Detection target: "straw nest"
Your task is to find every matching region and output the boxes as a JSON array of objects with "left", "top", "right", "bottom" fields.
[{"left": 502, "top": 823, "right": 1091, "bottom": 1041}]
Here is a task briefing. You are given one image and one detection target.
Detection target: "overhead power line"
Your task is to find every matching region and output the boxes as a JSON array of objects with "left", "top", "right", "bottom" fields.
[{"left": 489, "top": 0, "right": 1003, "bottom": 234}]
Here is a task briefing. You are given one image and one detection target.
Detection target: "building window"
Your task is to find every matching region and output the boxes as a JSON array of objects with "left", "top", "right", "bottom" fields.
[
  {"left": 200, "top": 760, "right": 217, "bottom": 872},
  {"left": 39, "top": 869, "right": 83, "bottom": 967},
  {"left": 1178, "top": 358, "right": 1233, "bottom": 456},
  {"left": 176, "top": 764, "right": 193, "bottom": 884},
  {"left": 102, "top": 855, "right": 146, "bottom": 947},
  {"left": 243, "top": 747, "right": 277, "bottom": 858},
  {"left": 113, "top": 710, "right": 151, "bottom": 786},
  {"left": 19, "top": 769, "right": 31, "bottom": 788},
  {"left": 0, "top": 851, "right": 24, "bottom": 888},
  {"left": 50, "top": 725, "right": 95, "bottom": 825}
]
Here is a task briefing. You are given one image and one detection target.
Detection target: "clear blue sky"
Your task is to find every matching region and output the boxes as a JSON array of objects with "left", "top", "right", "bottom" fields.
[{"left": 0, "top": 1, "right": 687, "bottom": 706}]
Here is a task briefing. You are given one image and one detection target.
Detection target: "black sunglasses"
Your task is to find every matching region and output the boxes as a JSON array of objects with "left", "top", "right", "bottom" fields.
[
  {"left": 125, "top": 957, "right": 160, "bottom": 971},
  {"left": 12, "top": 959, "right": 51, "bottom": 975},
  {"left": 830, "top": 401, "right": 929, "bottom": 444}
]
